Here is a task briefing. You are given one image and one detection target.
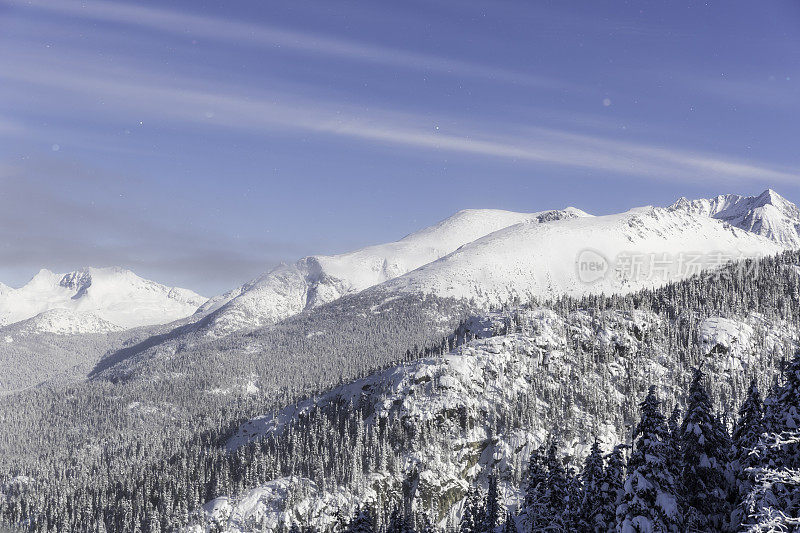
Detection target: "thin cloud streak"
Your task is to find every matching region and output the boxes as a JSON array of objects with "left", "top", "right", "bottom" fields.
[
  {"left": 2, "top": 52, "right": 797, "bottom": 187},
  {"left": 1, "top": 0, "right": 568, "bottom": 90},
  {"left": 0, "top": 162, "right": 308, "bottom": 293}
]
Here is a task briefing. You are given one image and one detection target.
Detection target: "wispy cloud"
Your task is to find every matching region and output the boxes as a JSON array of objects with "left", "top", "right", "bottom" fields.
[
  {"left": 0, "top": 0, "right": 567, "bottom": 89},
  {"left": 0, "top": 161, "right": 308, "bottom": 293},
  {"left": 1, "top": 48, "right": 797, "bottom": 186},
  {"left": 694, "top": 75, "right": 798, "bottom": 109}
]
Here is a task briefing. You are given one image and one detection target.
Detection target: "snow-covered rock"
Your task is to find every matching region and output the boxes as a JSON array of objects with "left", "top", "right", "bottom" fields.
[
  {"left": 700, "top": 317, "right": 754, "bottom": 358},
  {"left": 0, "top": 266, "right": 206, "bottom": 331}
]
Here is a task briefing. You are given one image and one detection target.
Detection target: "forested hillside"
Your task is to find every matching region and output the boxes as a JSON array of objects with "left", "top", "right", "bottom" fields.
[{"left": 2, "top": 252, "right": 800, "bottom": 531}]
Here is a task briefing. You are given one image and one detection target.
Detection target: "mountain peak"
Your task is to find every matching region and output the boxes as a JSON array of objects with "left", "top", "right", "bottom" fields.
[
  {"left": 0, "top": 266, "right": 206, "bottom": 330},
  {"left": 754, "top": 188, "right": 793, "bottom": 210},
  {"left": 668, "top": 189, "right": 800, "bottom": 248},
  {"left": 59, "top": 270, "right": 93, "bottom": 293},
  {"left": 27, "top": 268, "right": 61, "bottom": 287}
]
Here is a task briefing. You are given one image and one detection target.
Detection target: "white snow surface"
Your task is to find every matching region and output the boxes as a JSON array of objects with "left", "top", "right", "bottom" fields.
[
  {"left": 700, "top": 317, "right": 755, "bottom": 359},
  {"left": 0, "top": 267, "right": 206, "bottom": 332},
  {"left": 196, "top": 207, "right": 590, "bottom": 335},
  {"left": 383, "top": 202, "right": 786, "bottom": 306},
  {"left": 2, "top": 308, "right": 124, "bottom": 336},
  {"left": 201, "top": 189, "right": 799, "bottom": 337},
  {"left": 669, "top": 189, "right": 800, "bottom": 247}
]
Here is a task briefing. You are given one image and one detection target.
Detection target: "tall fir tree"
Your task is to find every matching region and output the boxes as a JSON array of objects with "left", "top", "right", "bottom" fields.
[
  {"left": 483, "top": 473, "right": 502, "bottom": 533},
  {"left": 618, "top": 386, "right": 682, "bottom": 532},
  {"left": 501, "top": 510, "right": 516, "bottom": 533},
  {"left": 387, "top": 506, "right": 405, "bottom": 533},
  {"left": 730, "top": 379, "right": 764, "bottom": 526},
  {"left": 522, "top": 445, "right": 548, "bottom": 532},
  {"left": 345, "top": 506, "right": 374, "bottom": 533},
  {"left": 740, "top": 353, "right": 800, "bottom": 530},
  {"left": 599, "top": 445, "right": 626, "bottom": 532},
  {"left": 678, "top": 366, "right": 731, "bottom": 531},
  {"left": 579, "top": 440, "right": 606, "bottom": 531},
  {"left": 543, "top": 441, "right": 568, "bottom": 529},
  {"left": 460, "top": 486, "right": 483, "bottom": 533},
  {"left": 559, "top": 467, "right": 586, "bottom": 532}
]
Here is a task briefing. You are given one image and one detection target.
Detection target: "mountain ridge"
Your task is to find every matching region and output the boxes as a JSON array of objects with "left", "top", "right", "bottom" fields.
[
  {"left": 0, "top": 266, "right": 207, "bottom": 332},
  {"left": 194, "top": 206, "right": 591, "bottom": 336}
]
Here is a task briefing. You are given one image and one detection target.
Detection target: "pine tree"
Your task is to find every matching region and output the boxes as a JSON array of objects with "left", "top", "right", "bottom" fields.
[
  {"left": 580, "top": 440, "right": 605, "bottom": 531},
  {"left": 740, "top": 353, "right": 800, "bottom": 531},
  {"left": 460, "top": 486, "right": 483, "bottom": 533},
  {"left": 543, "top": 441, "right": 568, "bottom": 529},
  {"left": 730, "top": 379, "right": 764, "bottom": 526},
  {"left": 501, "top": 511, "right": 516, "bottom": 533},
  {"left": 599, "top": 445, "right": 626, "bottom": 532},
  {"left": 733, "top": 380, "right": 765, "bottom": 467},
  {"left": 345, "top": 506, "right": 374, "bottom": 533},
  {"left": 618, "top": 386, "right": 682, "bottom": 532},
  {"left": 522, "top": 446, "right": 548, "bottom": 532},
  {"left": 387, "top": 506, "right": 405, "bottom": 533},
  {"left": 559, "top": 467, "right": 586, "bottom": 532},
  {"left": 483, "top": 473, "right": 502, "bottom": 532},
  {"left": 667, "top": 406, "right": 681, "bottom": 441},
  {"left": 678, "top": 367, "right": 731, "bottom": 530}
]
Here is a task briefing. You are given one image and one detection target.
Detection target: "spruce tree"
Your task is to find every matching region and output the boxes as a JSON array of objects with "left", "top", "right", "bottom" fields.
[
  {"left": 740, "top": 353, "right": 800, "bottom": 530},
  {"left": 618, "top": 386, "right": 682, "bottom": 532},
  {"left": 559, "top": 467, "right": 586, "bottom": 532},
  {"left": 730, "top": 379, "right": 764, "bottom": 526},
  {"left": 483, "top": 473, "right": 502, "bottom": 532},
  {"left": 460, "top": 486, "right": 483, "bottom": 533},
  {"left": 543, "top": 441, "right": 568, "bottom": 529},
  {"left": 387, "top": 506, "right": 405, "bottom": 533},
  {"left": 599, "top": 445, "right": 626, "bottom": 532},
  {"left": 580, "top": 440, "right": 605, "bottom": 531},
  {"left": 345, "top": 506, "right": 374, "bottom": 533},
  {"left": 501, "top": 511, "right": 516, "bottom": 533},
  {"left": 522, "top": 445, "right": 548, "bottom": 532},
  {"left": 678, "top": 366, "right": 731, "bottom": 530}
]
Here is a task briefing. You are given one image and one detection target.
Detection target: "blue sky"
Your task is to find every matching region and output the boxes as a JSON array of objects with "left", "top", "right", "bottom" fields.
[{"left": 1, "top": 0, "right": 799, "bottom": 295}]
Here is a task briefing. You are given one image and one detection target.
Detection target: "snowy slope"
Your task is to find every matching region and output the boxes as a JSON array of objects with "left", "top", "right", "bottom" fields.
[
  {"left": 196, "top": 208, "right": 590, "bottom": 335},
  {"left": 1, "top": 308, "right": 124, "bottom": 337},
  {"left": 669, "top": 189, "right": 800, "bottom": 247},
  {"left": 199, "top": 189, "right": 800, "bottom": 337},
  {"left": 382, "top": 199, "right": 789, "bottom": 306},
  {"left": 0, "top": 267, "right": 206, "bottom": 332},
  {"left": 210, "top": 306, "right": 798, "bottom": 531}
]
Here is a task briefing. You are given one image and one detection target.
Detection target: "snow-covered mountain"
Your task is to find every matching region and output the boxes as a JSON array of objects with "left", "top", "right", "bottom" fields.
[
  {"left": 196, "top": 207, "right": 590, "bottom": 336},
  {"left": 669, "top": 189, "right": 800, "bottom": 247},
  {"left": 0, "top": 267, "right": 207, "bottom": 333},
  {"left": 382, "top": 200, "right": 789, "bottom": 306},
  {"left": 3, "top": 308, "right": 124, "bottom": 336},
  {"left": 195, "top": 189, "right": 800, "bottom": 338}
]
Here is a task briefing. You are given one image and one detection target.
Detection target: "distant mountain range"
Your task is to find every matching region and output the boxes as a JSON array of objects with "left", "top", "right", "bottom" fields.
[
  {"left": 1, "top": 189, "right": 798, "bottom": 339},
  {"left": 0, "top": 266, "right": 206, "bottom": 334},
  {"left": 198, "top": 188, "right": 800, "bottom": 336}
]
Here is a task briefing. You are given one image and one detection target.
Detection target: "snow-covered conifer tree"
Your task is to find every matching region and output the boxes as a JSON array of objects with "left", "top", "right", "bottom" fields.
[
  {"left": 731, "top": 379, "right": 764, "bottom": 526},
  {"left": 600, "top": 445, "right": 626, "bottom": 532},
  {"left": 679, "top": 367, "right": 731, "bottom": 531},
  {"left": 618, "top": 386, "right": 682, "bottom": 532},
  {"left": 521, "top": 446, "right": 548, "bottom": 531},
  {"left": 580, "top": 440, "right": 606, "bottom": 531}
]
